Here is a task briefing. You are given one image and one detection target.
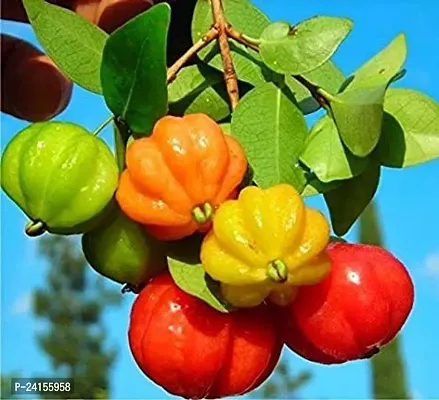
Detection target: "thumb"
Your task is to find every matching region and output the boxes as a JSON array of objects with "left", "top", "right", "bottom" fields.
[{"left": 1, "top": 34, "right": 73, "bottom": 122}]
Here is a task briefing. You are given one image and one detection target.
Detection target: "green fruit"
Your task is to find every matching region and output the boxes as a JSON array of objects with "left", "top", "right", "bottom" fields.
[
  {"left": 0, "top": 121, "right": 119, "bottom": 236},
  {"left": 82, "top": 208, "right": 168, "bottom": 287}
]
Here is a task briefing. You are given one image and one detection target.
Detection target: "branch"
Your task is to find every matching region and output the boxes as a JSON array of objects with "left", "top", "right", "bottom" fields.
[
  {"left": 167, "top": 26, "right": 219, "bottom": 84},
  {"left": 210, "top": 0, "right": 239, "bottom": 109}
]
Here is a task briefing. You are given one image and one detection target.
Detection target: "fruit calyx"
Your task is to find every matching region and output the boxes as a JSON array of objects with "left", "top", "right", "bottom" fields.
[
  {"left": 362, "top": 346, "right": 381, "bottom": 359},
  {"left": 192, "top": 202, "right": 214, "bottom": 225},
  {"left": 267, "top": 260, "right": 288, "bottom": 283},
  {"left": 121, "top": 282, "right": 147, "bottom": 294},
  {"left": 25, "top": 220, "right": 46, "bottom": 237}
]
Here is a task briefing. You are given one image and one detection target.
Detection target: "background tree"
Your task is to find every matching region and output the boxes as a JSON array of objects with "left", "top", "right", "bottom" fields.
[
  {"left": 251, "top": 357, "right": 311, "bottom": 399},
  {"left": 1, "top": 373, "right": 24, "bottom": 399},
  {"left": 32, "top": 236, "right": 122, "bottom": 399},
  {"left": 359, "top": 201, "right": 411, "bottom": 399}
]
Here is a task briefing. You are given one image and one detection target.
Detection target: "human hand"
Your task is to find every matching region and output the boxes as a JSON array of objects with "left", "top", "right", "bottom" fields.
[{"left": 1, "top": 0, "right": 155, "bottom": 122}]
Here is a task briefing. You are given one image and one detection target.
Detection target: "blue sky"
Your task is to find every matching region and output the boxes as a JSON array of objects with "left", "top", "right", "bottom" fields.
[{"left": 1, "top": 0, "right": 439, "bottom": 398}]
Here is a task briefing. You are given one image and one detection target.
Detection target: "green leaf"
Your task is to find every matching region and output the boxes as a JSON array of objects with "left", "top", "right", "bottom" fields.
[
  {"left": 329, "top": 34, "right": 407, "bottom": 157},
  {"left": 168, "top": 64, "right": 221, "bottom": 102},
  {"left": 22, "top": 0, "right": 107, "bottom": 93},
  {"left": 343, "top": 34, "right": 407, "bottom": 92},
  {"left": 286, "top": 61, "right": 346, "bottom": 114},
  {"left": 259, "top": 17, "right": 352, "bottom": 75},
  {"left": 101, "top": 4, "right": 170, "bottom": 136},
  {"left": 231, "top": 82, "right": 308, "bottom": 190},
  {"left": 168, "top": 257, "right": 232, "bottom": 313},
  {"left": 376, "top": 88, "right": 439, "bottom": 168},
  {"left": 171, "top": 84, "right": 230, "bottom": 121},
  {"left": 192, "top": 0, "right": 271, "bottom": 85},
  {"left": 166, "top": 235, "right": 233, "bottom": 313},
  {"left": 220, "top": 122, "right": 232, "bottom": 134},
  {"left": 324, "top": 161, "right": 381, "bottom": 236},
  {"left": 168, "top": 64, "right": 230, "bottom": 121},
  {"left": 300, "top": 115, "right": 368, "bottom": 182},
  {"left": 331, "top": 85, "right": 387, "bottom": 157}
]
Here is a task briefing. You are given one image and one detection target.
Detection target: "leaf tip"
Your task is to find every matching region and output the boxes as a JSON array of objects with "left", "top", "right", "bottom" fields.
[{"left": 345, "top": 17, "right": 354, "bottom": 30}]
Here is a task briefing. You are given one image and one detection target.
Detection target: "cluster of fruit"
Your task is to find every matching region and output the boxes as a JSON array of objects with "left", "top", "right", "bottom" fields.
[{"left": 0, "top": 113, "right": 414, "bottom": 399}]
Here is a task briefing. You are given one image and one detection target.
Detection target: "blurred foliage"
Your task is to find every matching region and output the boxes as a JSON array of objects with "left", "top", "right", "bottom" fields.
[
  {"left": 251, "top": 358, "right": 311, "bottom": 399},
  {"left": 359, "top": 201, "right": 411, "bottom": 399},
  {"left": 1, "top": 373, "right": 24, "bottom": 400},
  {"left": 32, "top": 236, "right": 122, "bottom": 399}
]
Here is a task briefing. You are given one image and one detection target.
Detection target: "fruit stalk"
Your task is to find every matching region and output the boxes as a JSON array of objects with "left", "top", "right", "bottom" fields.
[
  {"left": 92, "top": 115, "right": 114, "bottom": 136},
  {"left": 210, "top": 0, "right": 239, "bottom": 109},
  {"left": 114, "top": 118, "right": 131, "bottom": 172}
]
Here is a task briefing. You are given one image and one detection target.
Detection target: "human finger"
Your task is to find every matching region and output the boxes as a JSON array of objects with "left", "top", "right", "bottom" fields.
[{"left": 1, "top": 34, "right": 73, "bottom": 122}]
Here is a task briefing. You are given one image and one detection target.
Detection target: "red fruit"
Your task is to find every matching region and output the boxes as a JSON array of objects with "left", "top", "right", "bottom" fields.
[
  {"left": 276, "top": 242, "right": 414, "bottom": 365},
  {"left": 128, "top": 273, "right": 282, "bottom": 399}
]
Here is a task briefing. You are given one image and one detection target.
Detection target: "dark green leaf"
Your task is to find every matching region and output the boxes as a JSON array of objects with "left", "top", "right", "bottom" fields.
[
  {"left": 231, "top": 82, "right": 308, "bottom": 190},
  {"left": 113, "top": 120, "right": 131, "bottom": 172},
  {"left": 376, "top": 88, "right": 439, "bottom": 167},
  {"left": 192, "top": 0, "right": 271, "bottom": 85},
  {"left": 301, "top": 177, "right": 342, "bottom": 197},
  {"left": 101, "top": 4, "right": 170, "bottom": 136},
  {"left": 330, "top": 235, "right": 347, "bottom": 243},
  {"left": 286, "top": 61, "right": 346, "bottom": 114},
  {"left": 331, "top": 85, "right": 387, "bottom": 157},
  {"left": 324, "top": 161, "right": 381, "bottom": 236},
  {"left": 22, "top": 0, "right": 108, "bottom": 93},
  {"left": 300, "top": 115, "right": 369, "bottom": 182},
  {"left": 343, "top": 34, "right": 407, "bottom": 92},
  {"left": 166, "top": 235, "right": 233, "bottom": 313},
  {"left": 259, "top": 17, "right": 352, "bottom": 75},
  {"left": 168, "top": 64, "right": 230, "bottom": 121}
]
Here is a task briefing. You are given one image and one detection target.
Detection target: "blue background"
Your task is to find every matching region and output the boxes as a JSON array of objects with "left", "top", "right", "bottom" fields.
[{"left": 1, "top": 0, "right": 438, "bottom": 398}]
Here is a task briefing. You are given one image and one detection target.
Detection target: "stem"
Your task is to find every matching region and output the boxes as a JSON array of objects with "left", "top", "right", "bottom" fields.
[
  {"left": 227, "top": 24, "right": 337, "bottom": 110},
  {"left": 210, "top": 0, "right": 239, "bottom": 109},
  {"left": 167, "top": 27, "right": 219, "bottom": 84},
  {"left": 93, "top": 115, "right": 114, "bottom": 136},
  {"left": 241, "top": 33, "right": 261, "bottom": 47},
  {"left": 293, "top": 75, "right": 336, "bottom": 109},
  {"left": 227, "top": 25, "right": 260, "bottom": 52},
  {"left": 114, "top": 118, "right": 131, "bottom": 172},
  {"left": 317, "top": 87, "right": 338, "bottom": 103}
]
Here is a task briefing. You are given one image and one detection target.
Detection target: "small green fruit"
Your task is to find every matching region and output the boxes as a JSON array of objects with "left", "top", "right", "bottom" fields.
[
  {"left": 0, "top": 121, "right": 119, "bottom": 235},
  {"left": 82, "top": 208, "right": 168, "bottom": 287}
]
